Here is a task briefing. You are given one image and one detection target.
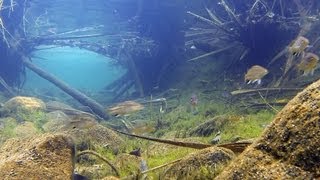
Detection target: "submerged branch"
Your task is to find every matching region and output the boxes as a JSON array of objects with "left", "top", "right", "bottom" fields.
[
  {"left": 188, "top": 44, "right": 237, "bottom": 62},
  {"left": 231, "top": 88, "right": 303, "bottom": 96},
  {"left": 187, "top": 11, "right": 234, "bottom": 36},
  {"left": 22, "top": 56, "right": 109, "bottom": 120},
  {"left": 77, "top": 150, "right": 120, "bottom": 177},
  {"left": 113, "top": 129, "right": 251, "bottom": 153},
  {"left": 0, "top": 75, "right": 15, "bottom": 96}
]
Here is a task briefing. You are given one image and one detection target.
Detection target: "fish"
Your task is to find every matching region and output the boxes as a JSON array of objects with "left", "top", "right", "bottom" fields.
[
  {"left": 190, "top": 93, "right": 198, "bottom": 107},
  {"left": 107, "top": 101, "right": 144, "bottom": 117},
  {"left": 288, "top": 36, "right": 309, "bottom": 56},
  {"left": 245, "top": 65, "right": 269, "bottom": 85},
  {"left": 297, "top": 52, "right": 319, "bottom": 76},
  {"left": 63, "top": 115, "right": 97, "bottom": 130},
  {"left": 129, "top": 148, "right": 141, "bottom": 157}
]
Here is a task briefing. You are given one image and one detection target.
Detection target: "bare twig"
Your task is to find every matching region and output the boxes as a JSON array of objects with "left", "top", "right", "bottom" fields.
[
  {"left": 141, "top": 159, "right": 182, "bottom": 174},
  {"left": 258, "top": 92, "right": 279, "bottom": 113},
  {"left": 188, "top": 44, "right": 237, "bottom": 62},
  {"left": 113, "top": 128, "right": 251, "bottom": 153},
  {"left": 205, "top": 7, "right": 223, "bottom": 25},
  {"left": 187, "top": 11, "right": 233, "bottom": 36},
  {"left": 231, "top": 88, "right": 303, "bottom": 96},
  {"left": 219, "top": 0, "right": 242, "bottom": 28},
  {"left": 77, "top": 150, "right": 120, "bottom": 177}
]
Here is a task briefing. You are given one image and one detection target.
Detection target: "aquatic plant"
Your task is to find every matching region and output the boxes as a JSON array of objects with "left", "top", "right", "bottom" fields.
[
  {"left": 15, "top": 108, "right": 47, "bottom": 131},
  {"left": 220, "top": 110, "right": 275, "bottom": 142}
]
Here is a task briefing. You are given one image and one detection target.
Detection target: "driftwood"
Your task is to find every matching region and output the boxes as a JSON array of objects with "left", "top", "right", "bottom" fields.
[
  {"left": 22, "top": 57, "right": 109, "bottom": 120},
  {"left": 231, "top": 88, "right": 303, "bottom": 96},
  {"left": 77, "top": 150, "right": 120, "bottom": 177},
  {"left": 113, "top": 129, "right": 251, "bottom": 153}
]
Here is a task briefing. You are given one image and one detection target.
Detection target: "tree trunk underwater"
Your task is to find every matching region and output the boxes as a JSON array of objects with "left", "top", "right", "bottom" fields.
[{"left": 22, "top": 57, "right": 109, "bottom": 120}]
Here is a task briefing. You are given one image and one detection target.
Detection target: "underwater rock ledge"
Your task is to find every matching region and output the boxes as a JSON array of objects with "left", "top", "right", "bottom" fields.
[{"left": 216, "top": 80, "right": 320, "bottom": 179}]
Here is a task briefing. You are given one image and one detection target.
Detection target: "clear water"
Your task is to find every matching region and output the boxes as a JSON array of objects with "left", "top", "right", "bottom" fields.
[{"left": 23, "top": 46, "right": 126, "bottom": 93}]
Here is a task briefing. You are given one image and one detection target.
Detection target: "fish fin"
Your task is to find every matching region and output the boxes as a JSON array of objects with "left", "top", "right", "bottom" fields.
[
  {"left": 252, "top": 79, "right": 258, "bottom": 84},
  {"left": 310, "top": 69, "right": 315, "bottom": 76},
  {"left": 257, "top": 79, "right": 261, "bottom": 85}
]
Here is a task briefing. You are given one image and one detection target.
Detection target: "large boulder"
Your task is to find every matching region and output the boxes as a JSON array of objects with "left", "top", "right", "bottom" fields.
[
  {"left": 163, "top": 147, "right": 235, "bottom": 179},
  {"left": 3, "top": 96, "right": 46, "bottom": 112},
  {"left": 216, "top": 80, "right": 320, "bottom": 179},
  {"left": 0, "top": 133, "right": 75, "bottom": 179},
  {"left": 43, "top": 111, "right": 124, "bottom": 152}
]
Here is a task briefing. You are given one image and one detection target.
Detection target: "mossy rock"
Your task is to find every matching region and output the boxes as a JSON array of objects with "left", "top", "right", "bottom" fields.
[
  {"left": 162, "top": 147, "right": 235, "bottom": 179},
  {"left": 217, "top": 79, "right": 320, "bottom": 179},
  {"left": 68, "top": 124, "right": 124, "bottom": 153},
  {"left": 3, "top": 96, "right": 46, "bottom": 113},
  {"left": 0, "top": 133, "right": 75, "bottom": 179},
  {"left": 189, "top": 115, "right": 230, "bottom": 136}
]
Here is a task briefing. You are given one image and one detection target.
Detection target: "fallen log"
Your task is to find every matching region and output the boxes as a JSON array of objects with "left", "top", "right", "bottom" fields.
[{"left": 22, "top": 57, "right": 109, "bottom": 120}]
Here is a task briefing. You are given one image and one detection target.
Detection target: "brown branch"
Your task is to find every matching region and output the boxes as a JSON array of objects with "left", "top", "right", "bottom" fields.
[{"left": 112, "top": 129, "right": 251, "bottom": 153}]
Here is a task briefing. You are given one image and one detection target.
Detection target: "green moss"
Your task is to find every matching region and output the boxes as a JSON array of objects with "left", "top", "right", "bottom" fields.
[
  {"left": 15, "top": 109, "right": 47, "bottom": 132},
  {"left": 220, "top": 110, "right": 275, "bottom": 142},
  {"left": 0, "top": 117, "right": 18, "bottom": 139}
]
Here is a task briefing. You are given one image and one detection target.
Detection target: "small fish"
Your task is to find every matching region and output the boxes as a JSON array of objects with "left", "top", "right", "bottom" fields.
[
  {"left": 64, "top": 116, "right": 97, "bottom": 130},
  {"left": 129, "top": 148, "right": 141, "bottom": 157},
  {"left": 210, "top": 131, "right": 221, "bottom": 145},
  {"left": 107, "top": 101, "right": 144, "bottom": 117},
  {"left": 288, "top": 36, "right": 309, "bottom": 56},
  {"left": 297, "top": 52, "right": 319, "bottom": 76},
  {"left": 245, "top": 65, "right": 269, "bottom": 85},
  {"left": 190, "top": 93, "right": 198, "bottom": 107}
]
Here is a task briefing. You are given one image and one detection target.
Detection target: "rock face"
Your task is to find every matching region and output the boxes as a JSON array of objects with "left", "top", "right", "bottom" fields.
[
  {"left": 216, "top": 80, "right": 320, "bottom": 179},
  {"left": 0, "top": 133, "right": 75, "bottom": 179},
  {"left": 3, "top": 96, "right": 46, "bottom": 112},
  {"left": 163, "top": 147, "right": 235, "bottom": 179}
]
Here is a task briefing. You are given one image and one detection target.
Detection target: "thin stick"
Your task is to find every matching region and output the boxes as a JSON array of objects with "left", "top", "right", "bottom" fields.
[
  {"left": 0, "top": 75, "right": 15, "bottom": 96},
  {"left": 220, "top": 0, "right": 242, "bottom": 28},
  {"left": 188, "top": 44, "right": 236, "bottom": 62},
  {"left": 141, "top": 159, "right": 182, "bottom": 174},
  {"left": 77, "top": 150, "right": 120, "bottom": 177},
  {"left": 231, "top": 88, "right": 303, "bottom": 96},
  {"left": 112, "top": 128, "right": 251, "bottom": 153},
  {"left": 205, "top": 7, "right": 222, "bottom": 25},
  {"left": 187, "top": 11, "right": 233, "bottom": 36},
  {"left": 258, "top": 92, "right": 279, "bottom": 113}
]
